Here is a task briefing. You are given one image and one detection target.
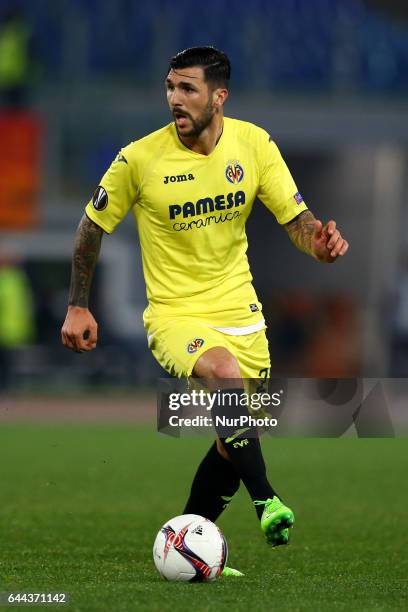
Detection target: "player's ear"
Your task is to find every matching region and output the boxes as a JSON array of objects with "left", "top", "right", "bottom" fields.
[{"left": 213, "top": 87, "right": 228, "bottom": 108}]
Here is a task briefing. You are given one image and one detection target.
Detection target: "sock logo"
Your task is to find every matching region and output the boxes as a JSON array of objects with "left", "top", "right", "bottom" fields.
[
  {"left": 221, "top": 495, "right": 233, "bottom": 510},
  {"left": 233, "top": 438, "right": 249, "bottom": 449}
]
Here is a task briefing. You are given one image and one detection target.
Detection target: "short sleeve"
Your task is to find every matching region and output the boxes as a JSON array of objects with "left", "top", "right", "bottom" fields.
[
  {"left": 257, "top": 134, "right": 308, "bottom": 225},
  {"left": 85, "top": 149, "right": 139, "bottom": 234}
]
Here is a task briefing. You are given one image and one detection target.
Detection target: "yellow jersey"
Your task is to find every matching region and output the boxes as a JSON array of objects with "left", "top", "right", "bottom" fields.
[{"left": 85, "top": 117, "right": 308, "bottom": 334}]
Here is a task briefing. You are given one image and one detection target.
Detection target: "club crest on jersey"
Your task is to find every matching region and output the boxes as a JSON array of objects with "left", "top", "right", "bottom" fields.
[
  {"left": 187, "top": 338, "right": 205, "bottom": 354},
  {"left": 225, "top": 161, "right": 244, "bottom": 184},
  {"left": 92, "top": 186, "right": 108, "bottom": 211}
]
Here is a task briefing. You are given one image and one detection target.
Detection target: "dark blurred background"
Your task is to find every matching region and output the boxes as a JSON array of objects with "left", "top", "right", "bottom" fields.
[{"left": 1, "top": 0, "right": 408, "bottom": 391}]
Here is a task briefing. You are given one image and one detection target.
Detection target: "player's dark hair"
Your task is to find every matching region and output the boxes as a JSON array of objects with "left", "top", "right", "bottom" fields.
[{"left": 168, "top": 46, "right": 231, "bottom": 88}]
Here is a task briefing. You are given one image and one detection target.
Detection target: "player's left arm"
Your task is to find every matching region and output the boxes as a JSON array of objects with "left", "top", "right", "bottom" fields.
[{"left": 284, "top": 210, "right": 349, "bottom": 263}]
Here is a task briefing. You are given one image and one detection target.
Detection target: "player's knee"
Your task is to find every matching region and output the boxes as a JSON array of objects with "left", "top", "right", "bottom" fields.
[
  {"left": 210, "top": 354, "right": 241, "bottom": 380},
  {"left": 193, "top": 347, "right": 241, "bottom": 381}
]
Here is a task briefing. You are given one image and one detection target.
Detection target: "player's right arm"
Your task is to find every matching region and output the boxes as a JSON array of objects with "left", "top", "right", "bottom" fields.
[
  {"left": 61, "top": 144, "right": 139, "bottom": 353},
  {"left": 61, "top": 145, "right": 140, "bottom": 353},
  {"left": 61, "top": 214, "right": 103, "bottom": 352}
]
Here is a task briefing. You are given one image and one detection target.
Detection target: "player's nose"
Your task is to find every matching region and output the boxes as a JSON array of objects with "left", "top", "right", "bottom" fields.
[{"left": 169, "top": 88, "right": 183, "bottom": 106}]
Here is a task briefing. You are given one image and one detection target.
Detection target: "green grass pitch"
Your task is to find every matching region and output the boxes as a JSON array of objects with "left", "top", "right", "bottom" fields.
[{"left": 0, "top": 424, "right": 407, "bottom": 611}]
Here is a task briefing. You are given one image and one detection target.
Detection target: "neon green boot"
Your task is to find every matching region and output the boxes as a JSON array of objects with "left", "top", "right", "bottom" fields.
[
  {"left": 254, "top": 496, "right": 294, "bottom": 546},
  {"left": 221, "top": 566, "right": 245, "bottom": 577}
]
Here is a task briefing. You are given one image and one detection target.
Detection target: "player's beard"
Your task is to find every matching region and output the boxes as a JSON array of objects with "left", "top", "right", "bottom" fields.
[{"left": 174, "top": 97, "right": 215, "bottom": 138}]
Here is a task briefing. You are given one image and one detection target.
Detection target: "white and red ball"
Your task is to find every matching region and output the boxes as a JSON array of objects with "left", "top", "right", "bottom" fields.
[{"left": 153, "top": 514, "right": 228, "bottom": 582}]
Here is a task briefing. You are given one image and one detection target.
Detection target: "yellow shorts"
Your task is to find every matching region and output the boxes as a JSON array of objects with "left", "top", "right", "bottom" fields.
[{"left": 148, "top": 318, "right": 270, "bottom": 379}]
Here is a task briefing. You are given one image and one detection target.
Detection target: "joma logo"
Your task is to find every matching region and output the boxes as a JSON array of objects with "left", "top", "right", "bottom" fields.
[{"left": 164, "top": 173, "right": 195, "bottom": 184}]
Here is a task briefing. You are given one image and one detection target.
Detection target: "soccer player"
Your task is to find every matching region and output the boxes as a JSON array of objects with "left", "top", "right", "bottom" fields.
[{"left": 61, "top": 47, "right": 348, "bottom": 576}]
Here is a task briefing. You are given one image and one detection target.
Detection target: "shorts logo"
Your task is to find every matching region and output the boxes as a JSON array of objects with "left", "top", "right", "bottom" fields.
[
  {"left": 225, "top": 161, "right": 244, "bottom": 184},
  {"left": 249, "top": 303, "right": 259, "bottom": 312},
  {"left": 294, "top": 192, "right": 304, "bottom": 205},
  {"left": 187, "top": 338, "right": 205, "bottom": 354},
  {"left": 92, "top": 186, "right": 108, "bottom": 211}
]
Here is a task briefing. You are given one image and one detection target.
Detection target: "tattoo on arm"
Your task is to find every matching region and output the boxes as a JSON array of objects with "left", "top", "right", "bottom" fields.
[
  {"left": 284, "top": 210, "right": 316, "bottom": 257},
  {"left": 68, "top": 214, "right": 103, "bottom": 307}
]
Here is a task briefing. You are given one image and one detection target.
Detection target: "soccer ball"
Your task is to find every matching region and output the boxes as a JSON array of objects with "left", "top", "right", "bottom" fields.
[{"left": 153, "top": 514, "right": 228, "bottom": 582}]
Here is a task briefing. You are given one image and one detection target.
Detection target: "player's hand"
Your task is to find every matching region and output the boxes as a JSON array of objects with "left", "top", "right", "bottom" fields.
[
  {"left": 61, "top": 306, "right": 98, "bottom": 353},
  {"left": 312, "top": 219, "right": 349, "bottom": 263}
]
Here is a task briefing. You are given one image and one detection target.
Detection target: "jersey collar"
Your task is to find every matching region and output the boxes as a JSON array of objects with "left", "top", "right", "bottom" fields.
[{"left": 171, "top": 119, "right": 226, "bottom": 158}]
